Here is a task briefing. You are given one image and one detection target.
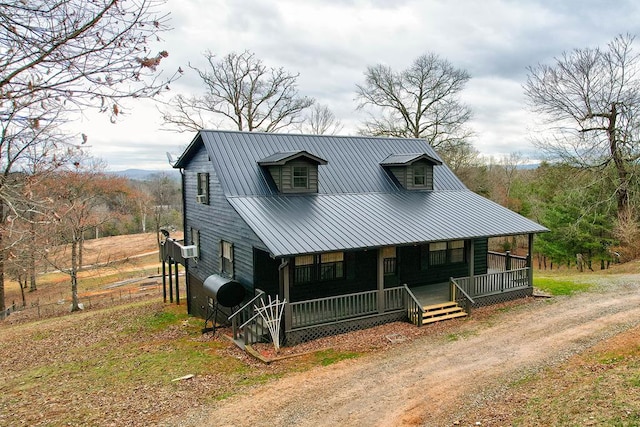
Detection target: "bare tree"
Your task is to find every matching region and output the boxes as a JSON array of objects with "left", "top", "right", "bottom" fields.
[
  {"left": 355, "top": 53, "right": 473, "bottom": 150},
  {"left": 43, "top": 159, "right": 131, "bottom": 312},
  {"left": 300, "top": 103, "right": 344, "bottom": 135},
  {"left": 0, "top": 0, "right": 178, "bottom": 316},
  {"left": 161, "top": 50, "right": 314, "bottom": 132},
  {"left": 524, "top": 34, "right": 640, "bottom": 219}
]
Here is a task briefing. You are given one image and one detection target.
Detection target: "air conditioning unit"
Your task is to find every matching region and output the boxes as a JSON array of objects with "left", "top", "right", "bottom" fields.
[
  {"left": 181, "top": 245, "right": 199, "bottom": 259},
  {"left": 196, "top": 194, "right": 206, "bottom": 204}
]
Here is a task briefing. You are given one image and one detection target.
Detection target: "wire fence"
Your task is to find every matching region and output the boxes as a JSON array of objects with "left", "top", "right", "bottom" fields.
[{"left": 2, "top": 277, "right": 187, "bottom": 325}]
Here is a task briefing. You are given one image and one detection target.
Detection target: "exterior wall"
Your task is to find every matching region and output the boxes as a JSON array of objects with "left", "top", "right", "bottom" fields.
[
  {"left": 182, "top": 144, "right": 269, "bottom": 318},
  {"left": 396, "top": 238, "right": 488, "bottom": 287},
  {"left": 288, "top": 249, "right": 377, "bottom": 302}
]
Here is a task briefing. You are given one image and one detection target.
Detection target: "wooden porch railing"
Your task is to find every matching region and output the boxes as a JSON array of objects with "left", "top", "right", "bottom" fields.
[
  {"left": 288, "top": 287, "right": 406, "bottom": 330},
  {"left": 449, "top": 278, "right": 475, "bottom": 315},
  {"left": 403, "top": 284, "right": 425, "bottom": 326},
  {"left": 487, "top": 251, "right": 528, "bottom": 271},
  {"left": 453, "top": 267, "right": 530, "bottom": 297}
]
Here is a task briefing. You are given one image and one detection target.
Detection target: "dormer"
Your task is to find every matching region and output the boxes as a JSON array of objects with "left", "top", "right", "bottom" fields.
[
  {"left": 258, "top": 150, "right": 328, "bottom": 193},
  {"left": 380, "top": 153, "right": 442, "bottom": 190}
]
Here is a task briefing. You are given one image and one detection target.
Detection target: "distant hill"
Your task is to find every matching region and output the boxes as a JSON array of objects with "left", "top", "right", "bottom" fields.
[{"left": 109, "top": 169, "right": 181, "bottom": 182}]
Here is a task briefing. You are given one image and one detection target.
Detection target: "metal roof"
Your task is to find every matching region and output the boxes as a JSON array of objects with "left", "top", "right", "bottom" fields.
[
  {"left": 174, "top": 130, "right": 547, "bottom": 257},
  {"left": 257, "top": 150, "right": 328, "bottom": 166},
  {"left": 227, "top": 191, "right": 549, "bottom": 257},
  {"left": 380, "top": 153, "right": 442, "bottom": 166},
  {"left": 175, "top": 130, "right": 466, "bottom": 196}
]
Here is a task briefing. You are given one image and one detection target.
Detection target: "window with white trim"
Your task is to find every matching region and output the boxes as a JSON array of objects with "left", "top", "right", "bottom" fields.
[
  {"left": 220, "top": 240, "right": 233, "bottom": 276},
  {"left": 292, "top": 166, "right": 309, "bottom": 189},
  {"left": 197, "top": 172, "right": 209, "bottom": 204}
]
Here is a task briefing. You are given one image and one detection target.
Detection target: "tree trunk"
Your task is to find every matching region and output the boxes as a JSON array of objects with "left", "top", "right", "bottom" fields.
[
  {"left": 29, "top": 213, "right": 37, "bottom": 292},
  {"left": 78, "top": 232, "right": 84, "bottom": 270},
  {"left": 607, "top": 103, "right": 630, "bottom": 218},
  {"left": 0, "top": 202, "right": 5, "bottom": 318},
  {"left": 70, "top": 236, "right": 80, "bottom": 312}
]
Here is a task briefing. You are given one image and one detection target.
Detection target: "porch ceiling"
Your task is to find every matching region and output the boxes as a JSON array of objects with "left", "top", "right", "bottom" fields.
[{"left": 227, "top": 190, "right": 548, "bottom": 257}]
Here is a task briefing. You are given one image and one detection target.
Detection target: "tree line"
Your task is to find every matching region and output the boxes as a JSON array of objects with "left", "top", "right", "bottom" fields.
[{"left": 1, "top": 0, "right": 639, "bottom": 315}]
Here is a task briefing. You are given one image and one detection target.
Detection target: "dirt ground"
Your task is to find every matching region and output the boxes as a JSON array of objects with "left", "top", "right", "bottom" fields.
[{"left": 168, "top": 274, "right": 640, "bottom": 427}]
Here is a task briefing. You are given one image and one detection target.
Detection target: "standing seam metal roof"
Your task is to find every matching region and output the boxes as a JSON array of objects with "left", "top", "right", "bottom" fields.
[{"left": 174, "top": 130, "right": 547, "bottom": 257}]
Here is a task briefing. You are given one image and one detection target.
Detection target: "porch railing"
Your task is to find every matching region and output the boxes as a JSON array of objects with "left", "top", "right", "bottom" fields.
[
  {"left": 289, "top": 286, "right": 406, "bottom": 329},
  {"left": 404, "top": 284, "right": 425, "bottom": 326},
  {"left": 453, "top": 267, "right": 530, "bottom": 297},
  {"left": 450, "top": 278, "right": 475, "bottom": 315},
  {"left": 229, "top": 289, "right": 266, "bottom": 342},
  {"left": 487, "top": 251, "right": 528, "bottom": 271}
]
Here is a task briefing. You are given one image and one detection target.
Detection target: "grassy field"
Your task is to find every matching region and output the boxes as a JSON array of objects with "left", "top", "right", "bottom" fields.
[{"left": 1, "top": 236, "right": 639, "bottom": 425}]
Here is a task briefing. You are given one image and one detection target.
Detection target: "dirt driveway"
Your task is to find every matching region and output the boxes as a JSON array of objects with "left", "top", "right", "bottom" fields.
[{"left": 173, "top": 275, "right": 640, "bottom": 427}]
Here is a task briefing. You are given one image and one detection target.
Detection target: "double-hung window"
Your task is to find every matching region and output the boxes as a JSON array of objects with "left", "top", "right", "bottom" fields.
[
  {"left": 292, "top": 166, "right": 309, "bottom": 189},
  {"left": 413, "top": 165, "right": 427, "bottom": 186},
  {"left": 197, "top": 172, "right": 209, "bottom": 204},
  {"left": 294, "top": 252, "right": 345, "bottom": 284},
  {"left": 220, "top": 240, "right": 233, "bottom": 276}
]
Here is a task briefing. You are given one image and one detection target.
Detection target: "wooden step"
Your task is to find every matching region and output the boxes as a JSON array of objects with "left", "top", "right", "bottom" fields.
[
  {"left": 423, "top": 306, "right": 465, "bottom": 317},
  {"left": 423, "top": 301, "right": 458, "bottom": 312},
  {"left": 422, "top": 310, "right": 467, "bottom": 325}
]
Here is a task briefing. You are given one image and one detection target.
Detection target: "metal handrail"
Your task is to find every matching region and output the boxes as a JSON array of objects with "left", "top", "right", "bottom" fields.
[{"left": 228, "top": 288, "right": 265, "bottom": 321}]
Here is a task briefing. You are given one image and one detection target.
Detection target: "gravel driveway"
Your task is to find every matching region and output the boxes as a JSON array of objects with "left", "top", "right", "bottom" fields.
[{"left": 174, "top": 275, "right": 640, "bottom": 426}]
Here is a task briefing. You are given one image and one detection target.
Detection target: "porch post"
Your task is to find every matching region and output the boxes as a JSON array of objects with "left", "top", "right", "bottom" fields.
[
  {"left": 282, "top": 259, "right": 292, "bottom": 331},
  {"left": 468, "top": 240, "right": 475, "bottom": 297},
  {"left": 377, "top": 248, "right": 384, "bottom": 313},
  {"left": 175, "top": 262, "right": 180, "bottom": 305},
  {"left": 162, "top": 259, "right": 167, "bottom": 303},
  {"left": 168, "top": 259, "right": 173, "bottom": 303},
  {"left": 527, "top": 233, "right": 534, "bottom": 287}
]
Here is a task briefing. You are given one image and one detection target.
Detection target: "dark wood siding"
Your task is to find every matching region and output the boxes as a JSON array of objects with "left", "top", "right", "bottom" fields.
[
  {"left": 289, "top": 250, "right": 377, "bottom": 301},
  {"left": 183, "top": 145, "right": 269, "bottom": 314},
  {"left": 474, "top": 238, "right": 488, "bottom": 275},
  {"left": 281, "top": 160, "right": 319, "bottom": 193}
]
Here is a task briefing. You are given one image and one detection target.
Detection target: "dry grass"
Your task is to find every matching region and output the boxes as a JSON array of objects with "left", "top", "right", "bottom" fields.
[{"left": 1, "top": 234, "right": 640, "bottom": 426}]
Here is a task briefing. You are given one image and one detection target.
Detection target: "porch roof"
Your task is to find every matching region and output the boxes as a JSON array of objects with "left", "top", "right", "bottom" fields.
[{"left": 227, "top": 190, "right": 549, "bottom": 257}]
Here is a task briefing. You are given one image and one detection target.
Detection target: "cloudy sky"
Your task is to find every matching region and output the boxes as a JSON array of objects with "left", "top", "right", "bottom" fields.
[{"left": 73, "top": 0, "right": 640, "bottom": 171}]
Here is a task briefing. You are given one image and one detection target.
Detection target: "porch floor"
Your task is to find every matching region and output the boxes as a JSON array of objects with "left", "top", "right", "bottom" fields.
[{"left": 410, "top": 282, "right": 450, "bottom": 307}]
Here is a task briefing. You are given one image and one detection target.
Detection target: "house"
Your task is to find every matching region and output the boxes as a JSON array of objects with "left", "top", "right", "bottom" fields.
[{"left": 165, "top": 130, "right": 548, "bottom": 346}]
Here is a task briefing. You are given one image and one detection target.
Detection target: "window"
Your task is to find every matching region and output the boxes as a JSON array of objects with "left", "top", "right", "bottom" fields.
[
  {"left": 424, "top": 240, "right": 465, "bottom": 267},
  {"left": 381, "top": 247, "right": 397, "bottom": 275},
  {"left": 294, "top": 252, "right": 345, "bottom": 284},
  {"left": 320, "top": 252, "right": 344, "bottom": 280},
  {"left": 429, "top": 242, "right": 447, "bottom": 265},
  {"left": 449, "top": 240, "right": 465, "bottom": 263},
  {"left": 413, "top": 165, "right": 427, "bottom": 186},
  {"left": 292, "top": 166, "right": 309, "bottom": 189},
  {"left": 190, "top": 228, "right": 200, "bottom": 258},
  {"left": 197, "top": 173, "right": 209, "bottom": 204},
  {"left": 220, "top": 240, "right": 233, "bottom": 276},
  {"left": 294, "top": 255, "right": 314, "bottom": 284}
]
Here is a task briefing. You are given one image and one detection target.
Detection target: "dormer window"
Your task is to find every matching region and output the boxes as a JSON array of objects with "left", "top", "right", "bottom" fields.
[
  {"left": 413, "top": 165, "right": 427, "bottom": 187},
  {"left": 293, "top": 165, "right": 309, "bottom": 189},
  {"left": 258, "top": 150, "right": 327, "bottom": 194},
  {"left": 380, "top": 153, "right": 442, "bottom": 190}
]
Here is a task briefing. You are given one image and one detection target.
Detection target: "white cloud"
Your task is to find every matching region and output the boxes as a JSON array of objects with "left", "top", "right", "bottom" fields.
[{"left": 65, "top": 0, "right": 640, "bottom": 169}]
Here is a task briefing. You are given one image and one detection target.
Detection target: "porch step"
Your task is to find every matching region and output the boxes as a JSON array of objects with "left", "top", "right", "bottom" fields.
[{"left": 422, "top": 302, "right": 467, "bottom": 325}]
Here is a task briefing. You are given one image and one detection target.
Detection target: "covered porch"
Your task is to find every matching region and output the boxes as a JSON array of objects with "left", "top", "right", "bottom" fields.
[{"left": 233, "top": 236, "right": 536, "bottom": 345}]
